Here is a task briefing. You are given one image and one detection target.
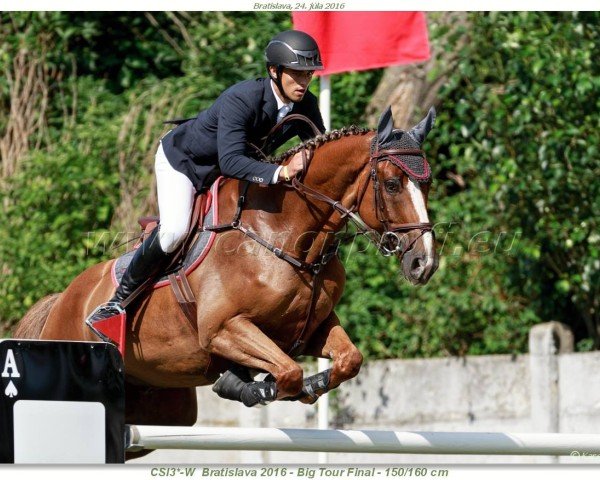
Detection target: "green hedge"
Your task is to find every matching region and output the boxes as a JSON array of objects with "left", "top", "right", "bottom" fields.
[
  {"left": 1, "top": 12, "right": 598, "bottom": 358},
  {"left": 339, "top": 12, "right": 599, "bottom": 356}
]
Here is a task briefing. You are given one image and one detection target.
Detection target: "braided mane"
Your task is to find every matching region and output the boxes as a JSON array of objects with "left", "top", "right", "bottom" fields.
[{"left": 268, "top": 125, "right": 373, "bottom": 164}]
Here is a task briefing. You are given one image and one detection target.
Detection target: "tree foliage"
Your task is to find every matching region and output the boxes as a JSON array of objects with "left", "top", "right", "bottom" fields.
[
  {"left": 0, "top": 12, "right": 597, "bottom": 358},
  {"left": 339, "top": 12, "right": 599, "bottom": 356}
]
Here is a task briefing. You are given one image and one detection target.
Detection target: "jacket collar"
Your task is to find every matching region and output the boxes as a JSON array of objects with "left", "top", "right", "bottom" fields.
[
  {"left": 270, "top": 79, "right": 293, "bottom": 112},
  {"left": 262, "top": 77, "right": 278, "bottom": 124}
]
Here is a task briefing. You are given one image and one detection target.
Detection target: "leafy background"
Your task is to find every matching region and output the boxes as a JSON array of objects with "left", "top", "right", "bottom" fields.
[{"left": 0, "top": 12, "right": 598, "bottom": 357}]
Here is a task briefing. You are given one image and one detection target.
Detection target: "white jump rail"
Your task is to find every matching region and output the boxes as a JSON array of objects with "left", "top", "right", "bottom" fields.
[{"left": 126, "top": 426, "right": 600, "bottom": 456}]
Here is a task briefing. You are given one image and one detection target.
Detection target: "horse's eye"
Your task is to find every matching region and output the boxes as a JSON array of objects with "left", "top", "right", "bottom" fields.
[{"left": 385, "top": 178, "right": 402, "bottom": 194}]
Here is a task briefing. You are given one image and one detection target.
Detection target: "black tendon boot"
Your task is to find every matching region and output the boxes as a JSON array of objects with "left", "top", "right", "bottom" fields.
[
  {"left": 212, "top": 365, "right": 278, "bottom": 407},
  {"left": 87, "top": 228, "right": 173, "bottom": 324}
]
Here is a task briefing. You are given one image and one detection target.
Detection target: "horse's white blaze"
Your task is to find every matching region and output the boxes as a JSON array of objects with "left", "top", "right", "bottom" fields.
[{"left": 407, "top": 180, "right": 434, "bottom": 268}]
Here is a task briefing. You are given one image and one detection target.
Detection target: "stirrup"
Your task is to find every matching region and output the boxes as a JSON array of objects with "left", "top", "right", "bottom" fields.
[{"left": 85, "top": 302, "right": 126, "bottom": 345}]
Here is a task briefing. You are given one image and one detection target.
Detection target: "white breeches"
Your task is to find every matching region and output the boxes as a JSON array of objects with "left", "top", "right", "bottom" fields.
[{"left": 155, "top": 142, "right": 195, "bottom": 253}]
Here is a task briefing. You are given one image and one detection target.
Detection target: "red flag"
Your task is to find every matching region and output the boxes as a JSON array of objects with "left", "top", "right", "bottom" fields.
[{"left": 292, "top": 12, "right": 430, "bottom": 76}]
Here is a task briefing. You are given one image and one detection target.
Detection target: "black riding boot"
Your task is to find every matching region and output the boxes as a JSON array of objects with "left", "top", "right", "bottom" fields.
[{"left": 88, "top": 228, "right": 172, "bottom": 322}]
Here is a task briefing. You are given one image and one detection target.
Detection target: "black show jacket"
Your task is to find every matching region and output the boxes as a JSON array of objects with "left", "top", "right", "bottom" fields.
[{"left": 161, "top": 77, "right": 325, "bottom": 191}]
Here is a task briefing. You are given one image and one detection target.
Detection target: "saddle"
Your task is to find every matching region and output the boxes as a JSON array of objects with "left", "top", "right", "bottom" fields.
[
  {"left": 93, "top": 178, "right": 223, "bottom": 355},
  {"left": 117, "top": 178, "right": 223, "bottom": 309},
  {"left": 92, "top": 114, "right": 320, "bottom": 356}
]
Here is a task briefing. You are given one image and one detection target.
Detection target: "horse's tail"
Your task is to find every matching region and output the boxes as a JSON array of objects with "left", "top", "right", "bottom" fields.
[{"left": 13, "top": 293, "right": 61, "bottom": 339}]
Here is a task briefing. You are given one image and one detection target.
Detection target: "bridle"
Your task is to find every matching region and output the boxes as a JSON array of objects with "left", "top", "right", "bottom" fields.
[
  {"left": 203, "top": 119, "right": 434, "bottom": 355},
  {"left": 289, "top": 139, "right": 434, "bottom": 258},
  {"left": 208, "top": 114, "right": 434, "bottom": 279}
]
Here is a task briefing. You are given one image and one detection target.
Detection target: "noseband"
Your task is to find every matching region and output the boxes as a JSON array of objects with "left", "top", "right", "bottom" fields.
[
  {"left": 210, "top": 121, "right": 434, "bottom": 284},
  {"left": 291, "top": 143, "right": 433, "bottom": 258}
]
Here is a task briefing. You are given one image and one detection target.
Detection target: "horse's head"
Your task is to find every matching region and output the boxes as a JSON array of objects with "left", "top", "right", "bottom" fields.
[
  {"left": 277, "top": 108, "right": 438, "bottom": 284},
  {"left": 356, "top": 107, "right": 438, "bottom": 285}
]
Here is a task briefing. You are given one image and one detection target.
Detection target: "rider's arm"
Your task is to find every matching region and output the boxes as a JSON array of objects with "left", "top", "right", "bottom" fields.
[
  {"left": 272, "top": 166, "right": 283, "bottom": 183},
  {"left": 217, "top": 92, "right": 280, "bottom": 185}
]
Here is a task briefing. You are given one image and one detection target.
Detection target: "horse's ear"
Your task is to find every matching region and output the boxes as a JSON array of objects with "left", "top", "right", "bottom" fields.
[
  {"left": 408, "top": 107, "right": 436, "bottom": 146},
  {"left": 376, "top": 106, "right": 394, "bottom": 146}
]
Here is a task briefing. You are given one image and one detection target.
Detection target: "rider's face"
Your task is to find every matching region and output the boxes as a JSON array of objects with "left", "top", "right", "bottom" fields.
[{"left": 271, "top": 67, "right": 315, "bottom": 103}]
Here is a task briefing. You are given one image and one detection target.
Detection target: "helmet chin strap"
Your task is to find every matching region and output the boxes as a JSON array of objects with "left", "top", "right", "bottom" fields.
[{"left": 268, "top": 65, "right": 293, "bottom": 103}]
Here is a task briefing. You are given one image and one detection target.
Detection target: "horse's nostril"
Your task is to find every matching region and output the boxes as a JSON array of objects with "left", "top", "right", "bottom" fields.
[
  {"left": 411, "top": 256, "right": 425, "bottom": 273},
  {"left": 402, "top": 252, "right": 433, "bottom": 284}
]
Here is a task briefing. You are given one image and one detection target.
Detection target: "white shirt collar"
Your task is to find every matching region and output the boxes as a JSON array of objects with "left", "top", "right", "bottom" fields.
[{"left": 270, "top": 79, "right": 293, "bottom": 112}]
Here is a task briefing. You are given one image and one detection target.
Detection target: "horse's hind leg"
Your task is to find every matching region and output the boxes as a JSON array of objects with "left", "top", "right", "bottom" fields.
[
  {"left": 299, "top": 311, "right": 363, "bottom": 402},
  {"left": 13, "top": 293, "right": 61, "bottom": 339},
  {"left": 202, "top": 315, "right": 303, "bottom": 400},
  {"left": 125, "top": 381, "right": 198, "bottom": 426},
  {"left": 125, "top": 381, "right": 198, "bottom": 461}
]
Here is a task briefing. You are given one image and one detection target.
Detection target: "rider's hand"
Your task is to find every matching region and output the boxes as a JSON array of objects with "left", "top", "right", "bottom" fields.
[{"left": 278, "top": 150, "right": 305, "bottom": 182}]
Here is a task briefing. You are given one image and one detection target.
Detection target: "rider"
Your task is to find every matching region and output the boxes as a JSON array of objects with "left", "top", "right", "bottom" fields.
[{"left": 88, "top": 30, "right": 325, "bottom": 324}]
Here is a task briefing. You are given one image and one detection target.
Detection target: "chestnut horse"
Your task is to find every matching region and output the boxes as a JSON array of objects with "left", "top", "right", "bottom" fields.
[{"left": 15, "top": 107, "right": 438, "bottom": 432}]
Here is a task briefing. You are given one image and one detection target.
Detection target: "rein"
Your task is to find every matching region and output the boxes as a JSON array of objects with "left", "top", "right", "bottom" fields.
[
  {"left": 248, "top": 113, "right": 322, "bottom": 163},
  {"left": 207, "top": 117, "right": 434, "bottom": 273},
  {"left": 204, "top": 180, "right": 337, "bottom": 275},
  {"left": 203, "top": 118, "right": 432, "bottom": 355},
  {"left": 206, "top": 113, "right": 333, "bottom": 277},
  {"left": 289, "top": 144, "right": 433, "bottom": 258},
  {"left": 366, "top": 147, "right": 434, "bottom": 256}
]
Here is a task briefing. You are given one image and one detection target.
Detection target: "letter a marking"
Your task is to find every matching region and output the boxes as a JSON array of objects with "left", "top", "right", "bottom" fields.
[{"left": 2, "top": 349, "right": 20, "bottom": 378}]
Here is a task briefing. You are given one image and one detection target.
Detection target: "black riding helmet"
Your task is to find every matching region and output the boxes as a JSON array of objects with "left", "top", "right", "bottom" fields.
[
  {"left": 265, "top": 30, "right": 324, "bottom": 101},
  {"left": 265, "top": 30, "right": 324, "bottom": 71}
]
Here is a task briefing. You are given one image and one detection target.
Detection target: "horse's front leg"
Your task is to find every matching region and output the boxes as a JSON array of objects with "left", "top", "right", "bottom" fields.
[
  {"left": 201, "top": 315, "right": 303, "bottom": 402},
  {"left": 297, "top": 311, "right": 363, "bottom": 403}
]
